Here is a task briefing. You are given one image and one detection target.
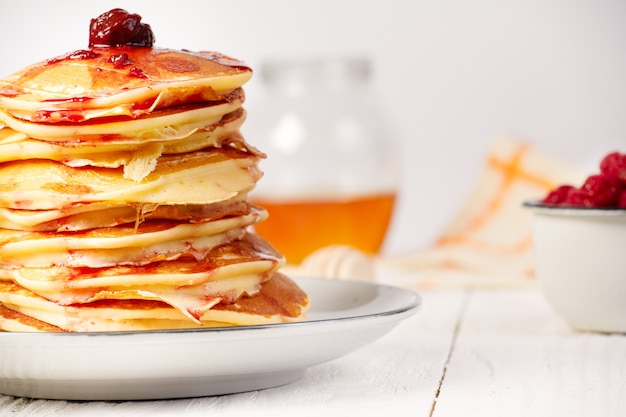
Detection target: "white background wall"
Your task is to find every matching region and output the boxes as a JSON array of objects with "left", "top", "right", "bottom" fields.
[{"left": 1, "top": 0, "right": 625, "bottom": 254}]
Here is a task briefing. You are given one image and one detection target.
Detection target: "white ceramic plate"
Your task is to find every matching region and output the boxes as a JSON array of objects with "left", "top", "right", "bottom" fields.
[{"left": 0, "top": 277, "right": 420, "bottom": 401}]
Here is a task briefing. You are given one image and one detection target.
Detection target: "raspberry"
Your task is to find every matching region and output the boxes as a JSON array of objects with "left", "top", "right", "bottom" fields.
[
  {"left": 599, "top": 151, "right": 626, "bottom": 184},
  {"left": 564, "top": 188, "right": 587, "bottom": 207},
  {"left": 619, "top": 190, "right": 626, "bottom": 209},
  {"left": 575, "top": 174, "right": 622, "bottom": 207},
  {"left": 543, "top": 185, "right": 575, "bottom": 205},
  {"left": 541, "top": 151, "right": 626, "bottom": 208}
]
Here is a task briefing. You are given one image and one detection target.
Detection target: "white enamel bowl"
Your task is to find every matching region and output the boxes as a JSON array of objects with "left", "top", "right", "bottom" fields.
[{"left": 525, "top": 202, "right": 626, "bottom": 333}]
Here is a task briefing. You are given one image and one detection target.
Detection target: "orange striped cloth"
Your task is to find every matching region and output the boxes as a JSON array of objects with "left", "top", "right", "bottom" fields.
[{"left": 380, "top": 138, "right": 584, "bottom": 289}]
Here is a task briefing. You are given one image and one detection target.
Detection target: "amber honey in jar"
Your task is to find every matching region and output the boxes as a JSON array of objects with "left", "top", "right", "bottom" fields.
[
  {"left": 252, "top": 192, "right": 396, "bottom": 264},
  {"left": 247, "top": 57, "right": 399, "bottom": 264}
]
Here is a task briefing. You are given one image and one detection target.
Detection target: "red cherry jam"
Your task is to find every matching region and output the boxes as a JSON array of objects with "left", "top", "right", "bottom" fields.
[
  {"left": 543, "top": 151, "right": 626, "bottom": 208},
  {"left": 89, "top": 8, "right": 154, "bottom": 47},
  {"left": 107, "top": 52, "right": 133, "bottom": 68},
  {"left": 47, "top": 49, "right": 101, "bottom": 65}
]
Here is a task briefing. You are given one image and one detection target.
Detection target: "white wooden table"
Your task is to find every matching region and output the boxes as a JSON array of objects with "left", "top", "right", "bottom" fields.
[{"left": 1, "top": 283, "right": 624, "bottom": 417}]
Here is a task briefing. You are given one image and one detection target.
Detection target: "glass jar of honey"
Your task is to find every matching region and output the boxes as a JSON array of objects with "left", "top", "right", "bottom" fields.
[{"left": 247, "top": 57, "right": 399, "bottom": 264}]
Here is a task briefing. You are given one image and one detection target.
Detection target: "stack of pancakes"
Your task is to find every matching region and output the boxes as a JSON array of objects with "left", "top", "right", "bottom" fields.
[{"left": 0, "top": 46, "right": 309, "bottom": 332}]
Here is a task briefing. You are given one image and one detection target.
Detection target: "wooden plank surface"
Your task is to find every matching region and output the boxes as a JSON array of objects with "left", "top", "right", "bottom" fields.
[{"left": 434, "top": 289, "right": 626, "bottom": 417}]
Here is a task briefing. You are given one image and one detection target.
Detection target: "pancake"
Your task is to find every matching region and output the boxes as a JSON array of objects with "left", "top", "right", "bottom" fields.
[
  {"left": 0, "top": 89, "right": 244, "bottom": 144},
  {"left": 0, "top": 108, "right": 250, "bottom": 181},
  {"left": 0, "top": 303, "right": 64, "bottom": 332},
  {"left": 0, "top": 147, "right": 262, "bottom": 210},
  {"left": 0, "top": 196, "right": 251, "bottom": 232},
  {"left": 0, "top": 273, "right": 309, "bottom": 332},
  {"left": 0, "top": 207, "right": 267, "bottom": 268},
  {"left": 0, "top": 47, "right": 252, "bottom": 123}
]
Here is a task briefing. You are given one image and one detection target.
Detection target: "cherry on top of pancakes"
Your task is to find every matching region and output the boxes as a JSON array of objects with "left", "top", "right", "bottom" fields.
[{"left": 89, "top": 8, "right": 155, "bottom": 48}]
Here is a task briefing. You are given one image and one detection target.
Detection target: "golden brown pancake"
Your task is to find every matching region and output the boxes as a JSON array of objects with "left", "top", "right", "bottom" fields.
[{"left": 0, "top": 47, "right": 252, "bottom": 122}]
